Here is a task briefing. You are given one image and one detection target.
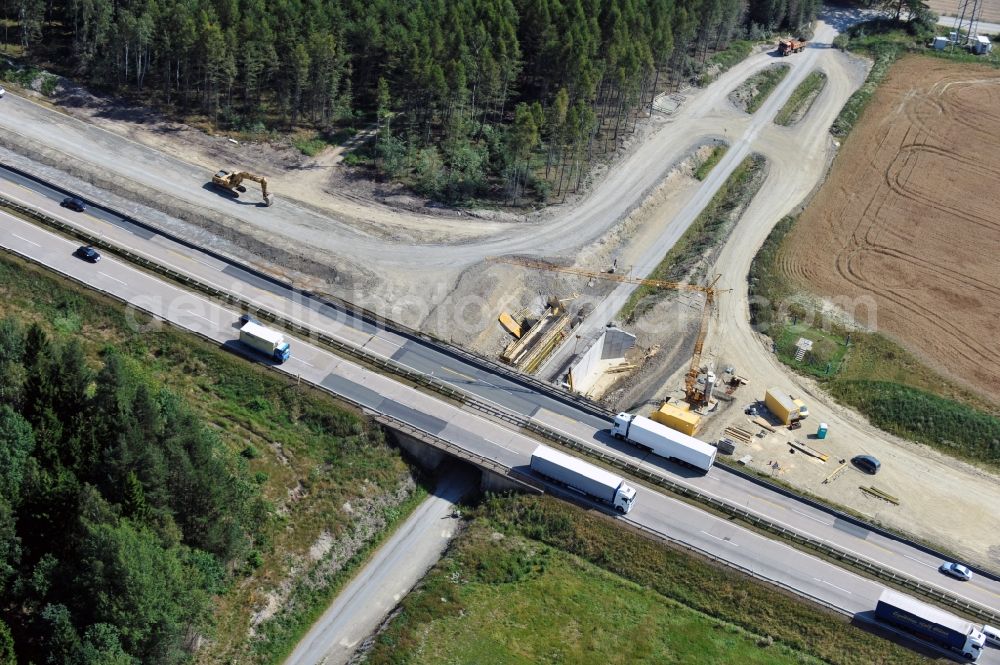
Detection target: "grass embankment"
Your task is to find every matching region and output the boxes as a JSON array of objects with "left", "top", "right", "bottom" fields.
[
  {"left": 699, "top": 40, "right": 757, "bottom": 85},
  {"left": 365, "top": 495, "right": 927, "bottom": 665},
  {"left": 749, "top": 216, "right": 1000, "bottom": 464},
  {"left": 0, "top": 251, "right": 420, "bottom": 664},
  {"left": 774, "top": 71, "right": 827, "bottom": 126},
  {"left": 742, "top": 64, "right": 790, "bottom": 113},
  {"left": 621, "top": 154, "right": 767, "bottom": 322},
  {"left": 694, "top": 144, "right": 728, "bottom": 180}
]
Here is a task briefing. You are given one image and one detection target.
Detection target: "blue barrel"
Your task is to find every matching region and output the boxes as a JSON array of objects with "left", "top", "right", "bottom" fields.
[{"left": 816, "top": 423, "right": 828, "bottom": 439}]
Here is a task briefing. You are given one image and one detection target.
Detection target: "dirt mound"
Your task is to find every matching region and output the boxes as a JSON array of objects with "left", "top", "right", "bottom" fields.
[{"left": 780, "top": 56, "right": 1000, "bottom": 402}]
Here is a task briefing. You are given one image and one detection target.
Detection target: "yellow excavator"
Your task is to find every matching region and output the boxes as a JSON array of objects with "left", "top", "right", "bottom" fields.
[{"left": 211, "top": 170, "right": 274, "bottom": 206}]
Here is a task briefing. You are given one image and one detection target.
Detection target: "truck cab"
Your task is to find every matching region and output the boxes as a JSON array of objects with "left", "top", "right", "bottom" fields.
[
  {"left": 615, "top": 484, "right": 637, "bottom": 514},
  {"left": 791, "top": 397, "right": 809, "bottom": 418}
]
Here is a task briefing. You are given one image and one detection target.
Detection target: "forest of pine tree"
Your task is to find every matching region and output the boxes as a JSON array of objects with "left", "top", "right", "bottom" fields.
[
  {"left": 0, "top": 0, "right": 817, "bottom": 201},
  {"left": 0, "top": 318, "right": 265, "bottom": 664}
]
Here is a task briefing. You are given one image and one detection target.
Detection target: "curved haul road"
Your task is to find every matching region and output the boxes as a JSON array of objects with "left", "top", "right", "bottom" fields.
[
  {"left": 0, "top": 12, "right": 860, "bottom": 273},
  {"left": 539, "top": 13, "right": 859, "bottom": 375}
]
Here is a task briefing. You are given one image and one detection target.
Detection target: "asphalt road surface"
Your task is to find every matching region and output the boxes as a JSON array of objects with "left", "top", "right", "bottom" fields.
[
  {"left": 284, "top": 469, "right": 477, "bottom": 665},
  {"left": 2, "top": 179, "right": 999, "bottom": 619},
  {"left": 4, "top": 212, "right": 1000, "bottom": 663}
]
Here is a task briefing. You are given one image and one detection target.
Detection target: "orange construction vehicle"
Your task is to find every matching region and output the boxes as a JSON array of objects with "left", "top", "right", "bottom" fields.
[{"left": 777, "top": 38, "right": 807, "bottom": 56}]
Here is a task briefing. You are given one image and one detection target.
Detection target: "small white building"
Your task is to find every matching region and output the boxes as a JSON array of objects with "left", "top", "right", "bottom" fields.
[
  {"left": 933, "top": 35, "right": 949, "bottom": 50},
  {"left": 973, "top": 35, "right": 993, "bottom": 55}
]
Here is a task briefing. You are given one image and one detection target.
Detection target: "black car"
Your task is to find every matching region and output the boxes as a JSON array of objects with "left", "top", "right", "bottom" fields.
[
  {"left": 74, "top": 246, "right": 101, "bottom": 263},
  {"left": 61, "top": 197, "right": 86, "bottom": 212},
  {"left": 851, "top": 455, "right": 881, "bottom": 475},
  {"left": 239, "top": 313, "right": 260, "bottom": 326}
]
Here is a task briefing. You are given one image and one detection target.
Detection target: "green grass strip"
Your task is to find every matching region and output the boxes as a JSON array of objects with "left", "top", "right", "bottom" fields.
[
  {"left": 621, "top": 154, "right": 766, "bottom": 322},
  {"left": 746, "top": 65, "right": 790, "bottom": 113},
  {"left": 774, "top": 71, "right": 827, "bottom": 126},
  {"left": 694, "top": 144, "right": 729, "bottom": 180},
  {"left": 366, "top": 495, "right": 930, "bottom": 665}
]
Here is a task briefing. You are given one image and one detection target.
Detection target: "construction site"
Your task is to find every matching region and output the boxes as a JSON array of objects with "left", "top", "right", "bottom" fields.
[{"left": 0, "top": 9, "right": 998, "bottom": 569}]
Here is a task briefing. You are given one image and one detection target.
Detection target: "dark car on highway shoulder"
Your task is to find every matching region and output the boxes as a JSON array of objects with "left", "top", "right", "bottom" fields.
[
  {"left": 74, "top": 246, "right": 101, "bottom": 263},
  {"left": 61, "top": 197, "right": 86, "bottom": 212}
]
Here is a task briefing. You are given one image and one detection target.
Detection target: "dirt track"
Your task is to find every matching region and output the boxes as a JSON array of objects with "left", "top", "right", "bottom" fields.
[
  {"left": 703, "top": 52, "right": 1000, "bottom": 566},
  {"left": 780, "top": 56, "right": 1000, "bottom": 402}
]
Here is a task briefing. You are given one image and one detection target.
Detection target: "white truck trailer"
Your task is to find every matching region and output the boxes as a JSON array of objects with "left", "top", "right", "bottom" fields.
[
  {"left": 875, "top": 589, "right": 985, "bottom": 661},
  {"left": 530, "top": 445, "right": 636, "bottom": 513},
  {"left": 239, "top": 321, "right": 291, "bottom": 363},
  {"left": 611, "top": 413, "right": 716, "bottom": 472}
]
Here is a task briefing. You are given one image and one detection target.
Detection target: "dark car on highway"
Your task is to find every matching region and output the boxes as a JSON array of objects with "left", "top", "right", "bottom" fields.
[
  {"left": 61, "top": 197, "right": 86, "bottom": 212},
  {"left": 74, "top": 246, "right": 101, "bottom": 263},
  {"left": 851, "top": 455, "right": 881, "bottom": 475}
]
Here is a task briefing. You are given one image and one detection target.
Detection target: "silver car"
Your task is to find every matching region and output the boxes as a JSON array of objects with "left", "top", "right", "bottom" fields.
[{"left": 939, "top": 562, "right": 973, "bottom": 581}]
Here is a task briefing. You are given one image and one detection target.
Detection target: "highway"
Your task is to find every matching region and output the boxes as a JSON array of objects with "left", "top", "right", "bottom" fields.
[
  {"left": 2, "top": 169, "right": 999, "bottom": 617},
  {"left": 3, "top": 206, "right": 1000, "bottom": 663}
]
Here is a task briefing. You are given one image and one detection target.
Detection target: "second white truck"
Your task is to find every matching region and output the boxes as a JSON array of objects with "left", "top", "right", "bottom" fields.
[
  {"left": 611, "top": 413, "right": 717, "bottom": 472},
  {"left": 239, "top": 321, "right": 291, "bottom": 363},
  {"left": 530, "top": 445, "right": 636, "bottom": 513}
]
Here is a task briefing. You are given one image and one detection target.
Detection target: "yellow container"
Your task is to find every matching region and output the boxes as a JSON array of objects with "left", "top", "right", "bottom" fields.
[{"left": 651, "top": 403, "right": 701, "bottom": 436}]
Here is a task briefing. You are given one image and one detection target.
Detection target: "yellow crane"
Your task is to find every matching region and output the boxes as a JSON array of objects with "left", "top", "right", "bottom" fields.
[
  {"left": 485, "top": 256, "right": 724, "bottom": 405},
  {"left": 211, "top": 170, "right": 274, "bottom": 206}
]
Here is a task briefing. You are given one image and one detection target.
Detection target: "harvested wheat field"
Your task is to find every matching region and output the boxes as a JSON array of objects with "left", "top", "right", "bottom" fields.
[
  {"left": 927, "top": 0, "right": 1000, "bottom": 24},
  {"left": 780, "top": 56, "right": 1000, "bottom": 402}
]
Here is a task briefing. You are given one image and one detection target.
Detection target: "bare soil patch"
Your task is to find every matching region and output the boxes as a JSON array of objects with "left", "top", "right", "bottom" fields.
[{"left": 779, "top": 55, "right": 1000, "bottom": 402}]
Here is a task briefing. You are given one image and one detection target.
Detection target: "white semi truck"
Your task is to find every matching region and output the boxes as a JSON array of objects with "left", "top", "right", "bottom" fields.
[
  {"left": 530, "top": 445, "right": 636, "bottom": 514},
  {"left": 239, "top": 321, "right": 291, "bottom": 363},
  {"left": 611, "top": 413, "right": 716, "bottom": 472},
  {"left": 875, "top": 589, "right": 985, "bottom": 661}
]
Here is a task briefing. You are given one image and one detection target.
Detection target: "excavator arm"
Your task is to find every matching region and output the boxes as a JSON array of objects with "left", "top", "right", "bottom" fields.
[{"left": 211, "top": 170, "right": 274, "bottom": 206}]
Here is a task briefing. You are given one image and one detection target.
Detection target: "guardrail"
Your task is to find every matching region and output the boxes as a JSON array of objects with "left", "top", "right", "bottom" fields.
[
  {"left": 528, "top": 422, "right": 1000, "bottom": 625},
  {"left": 712, "top": 463, "right": 1000, "bottom": 582},
  {"left": 0, "top": 234, "right": 542, "bottom": 500},
  {"left": 5, "top": 194, "right": 999, "bottom": 626},
  {"left": 0, "top": 161, "right": 616, "bottom": 423}
]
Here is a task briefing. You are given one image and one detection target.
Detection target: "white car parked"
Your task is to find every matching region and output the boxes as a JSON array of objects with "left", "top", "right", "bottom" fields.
[{"left": 0, "top": 86, "right": 6, "bottom": 98}]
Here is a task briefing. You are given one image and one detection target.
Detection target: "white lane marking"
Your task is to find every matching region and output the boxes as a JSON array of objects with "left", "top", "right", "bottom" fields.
[
  {"left": 291, "top": 357, "right": 314, "bottom": 368},
  {"left": 791, "top": 508, "right": 833, "bottom": 525},
  {"left": 11, "top": 233, "right": 40, "bottom": 247},
  {"left": 98, "top": 271, "right": 127, "bottom": 286},
  {"left": 701, "top": 530, "right": 739, "bottom": 546},
  {"left": 183, "top": 310, "right": 214, "bottom": 324},
  {"left": 485, "top": 438, "right": 521, "bottom": 455},
  {"left": 902, "top": 554, "right": 936, "bottom": 569},
  {"left": 814, "top": 578, "right": 852, "bottom": 594}
]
